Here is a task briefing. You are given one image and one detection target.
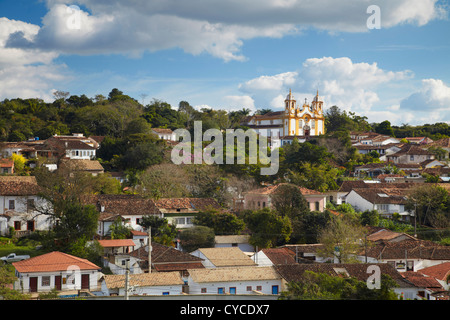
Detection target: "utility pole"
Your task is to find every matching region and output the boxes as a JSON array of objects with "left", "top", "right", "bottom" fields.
[
  {"left": 414, "top": 202, "right": 417, "bottom": 238},
  {"left": 364, "top": 234, "right": 367, "bottom": 263},
  {"left": 148, "top": 228, "right": 151, "bottom": 274},
  {"left": 124, "top": 259, "right": 129, "bottom": 300}
]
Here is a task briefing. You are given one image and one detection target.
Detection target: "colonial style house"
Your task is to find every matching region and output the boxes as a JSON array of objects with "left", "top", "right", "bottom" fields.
[
  {"left": 186, "top": 266, "right": 283, "bottom": 295},
  {"left": 155, "top": 197, "right": 222, "bottom": 229},
  {"left": 345, "top": 187, "right": 411, "bottom": 220},
  {"left": 424, "top": 137, "right": 450, "bottom": 159},
  {"left": 0, "top": 140, "right": 42, "bottom": 159},
  {"left": 127, "top": 242, "right": 205, "bottom": 276},
  {"left": 190, "top": 247, "right": 256, "bottom": 268},
  {"left": 386, "top": 144, "right": 435, "bottom": 164},
  {"left": 100, "top": 271, "right": 185, "bottom": 296},
  {"left": 365, "top": 227, "right": 418, "bottom": 244},
  {"left": 12, "top": 251, "right": 101, "bottom": 296},
  {"left": 401, "top": 271, "right": 448, "bottom": 300},
  {"left": 416, "top": 262, "right": 450, "bottom": 292},
  {"left": 87, "top": 194, "right": 162, "bottom": 237},
  {"left": 214, "top": 235, "right": 254, "bottom": 253},
  {"left": 35, "top": 133, "right": 99, "bottom": 161},
  {"left": 0, "top": 176, "right": 52, "bottom": 237},
  {"left": 151, "top": 128, "right": 177, "bottom": 141},
  {"left": 357, "top": 239, "right": 450, "bottom": 273},
  {"left": 251, "top": 248, "right": 297, "bottom": 267},
  {"left": 243, "top": 183, "right": 327, "bottom": 212},
  {"left": 274, "top": 263, "right": 424, "bottom": 300},
  {"left": 58, "top": 159, "right": 104, "bottom": 176},
  {"left": 354, "top": 143, "right": 402, "bottom": 161},
  {"left": 0, "top": 158, "right": 14, "bottom": 174},
  {"left": 353, "top": 162, "right": 421, "bottom": 178}
]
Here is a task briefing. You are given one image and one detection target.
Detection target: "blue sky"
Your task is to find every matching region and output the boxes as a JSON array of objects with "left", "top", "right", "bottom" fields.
[{"left": 1, "top": 0, "right": 450, "bottom": 125}]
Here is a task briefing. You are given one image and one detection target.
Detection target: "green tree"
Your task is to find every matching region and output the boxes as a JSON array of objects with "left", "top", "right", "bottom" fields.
[
  {"left": 109, "top": 217, "right": 132, "bottom": 239},
  {"left": 194, "top": 209, "right": 245, "bottom": 235},
  {"left": 406, "top": 184, "right": 450, "bottom": 228},
  {"left": 243, "top": 208, "right": 292, "bottom": 249},
  {"left": 0, "top": 264, "right": 31, "bottom": 300},
  {"left": 360, "top": 210, "right": 380, "bottom": 226},
  {"left": 279, "top": 271, "right": 398, "bottom": 300},
  {"left": 375, "top": 120, "right": 395, "bottom": 137},
  {"left": 318, "top": 217, "right": 366, "bottom": 263},
  {"left": 270, "top": 183, "right": 310, "bottom": 219},
  {"left": 139, "top": 215, "right": 177, "bottom": 246},
  {"left": 179, "top": 226, "right": 215, "bottom": 252}
]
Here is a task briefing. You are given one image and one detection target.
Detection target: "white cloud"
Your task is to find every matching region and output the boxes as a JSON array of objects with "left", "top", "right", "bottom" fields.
[
  {"left": 222, "top": 95, "right": 256, "bottom": 111},
  {"left": 0, "top": 64, "right": 69, "bottom": 101},
  {"left": 238, "top": 57, "right": 412, "bottom": 114},
  {"left": 5, "top": 0, "right": 446, "bottom": 61},
  {"left": 0, "top": 18, "right": 69, "bottom": 100},
  {"left": 400, "top": 79, "right": 450, "bottom": 110}
]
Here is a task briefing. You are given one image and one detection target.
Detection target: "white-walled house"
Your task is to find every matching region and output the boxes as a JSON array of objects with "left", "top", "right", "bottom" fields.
[
  {"left": 0, "top": 176, "right": 52, "bottom": 236},
  {"left": 12, "top": 251, "right": 101, "bottom": 295},
  {"left": 89, "top": 194, "right": 162, "bottom": 238},
  {"left": 100, "top": 272, "right": 184, "bottom": 296},
  {"left": 214, "top": 235, "right": 254, "bottom": 253},
  {"left": 251, "top": 248, "right": 297, "bottom": 266},
  {"left": 274, "top": 263, "right": 425, "bottom": 300},
  {"left": 186, "top": 266, "right": 283, "bottom": 295},
  {"left": 151, "top": 128, "right": 177, "bottom": 141},
  {"left": 345, "top": 188, "right": 410, "bottom": 220},
  {"left": 191, "top": 247, "right": 256, "bottom": 268},
  {"left": 356, "top": 239, "right": 450, "bottom": 273}
]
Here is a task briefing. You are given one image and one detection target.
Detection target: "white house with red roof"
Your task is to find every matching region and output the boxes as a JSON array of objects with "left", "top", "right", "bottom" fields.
[{"left": 12, "top": 251, "right": 101, "bottom": 295}]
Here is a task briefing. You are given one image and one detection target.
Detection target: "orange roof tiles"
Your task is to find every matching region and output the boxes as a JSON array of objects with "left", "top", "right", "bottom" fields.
[
  {"left": 246, "top": 183, "right": 323, "bottom": 196},
  {"left": 13, "top": 251, "right": 100, "bottom": 273},
  {"left": 98, "top": 239, "right": 136, "bottom": 248}
]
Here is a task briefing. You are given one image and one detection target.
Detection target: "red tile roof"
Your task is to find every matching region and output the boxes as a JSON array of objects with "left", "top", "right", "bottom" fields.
[
  {"left": 0, "top": 176, "right": 40, "bottom": 195},
  {"left": 261, "top": 248, "right": 297, "bottom": 265},
  {"left": 417, "top": 262, "right": 450, "bottom": 281},
  {"left": 246, "top": 183, "right": 323, "bottom": 196},
  {"left": 98, "top": 239, "right": 136, "bottom": 248},
  {"left": 13, "top": 251, "right": 100, "bottom": 273}
]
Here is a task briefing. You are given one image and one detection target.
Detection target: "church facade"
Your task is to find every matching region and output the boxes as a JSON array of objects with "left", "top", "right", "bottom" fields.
[{"left": 242, "top": 90, "right": 325, "bottom": 148}]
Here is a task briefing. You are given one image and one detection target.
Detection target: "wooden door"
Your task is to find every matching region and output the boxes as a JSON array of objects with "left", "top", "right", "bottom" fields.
[
  {"left": 29, "top": 277, "right": 38, "bottom": 292},
  {"left": 81, "top": 274, "right": 89, "bottom": 290},
  {"left": 55, "top": 276, "right": 62, "bottom": 290}
]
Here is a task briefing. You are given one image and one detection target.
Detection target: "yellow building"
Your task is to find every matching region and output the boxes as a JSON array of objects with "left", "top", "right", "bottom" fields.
[{"left": 243, "top": 90, "right": 325, "bottom": 147}]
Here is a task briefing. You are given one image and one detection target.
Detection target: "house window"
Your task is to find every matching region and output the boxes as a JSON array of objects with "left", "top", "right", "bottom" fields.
[
  {"left": 27, "top": 199, "right": 35, "bottom": 210},
  {"left": 315, "top": 202, "right": 320, "bottom": 211},
  {"left": 42, "top": 276, "right": 51, "bottom": 286},
  {"left": 256, "top": 286, "right": 262, "bottom": 291},
  {"left": 175, "top": 218, "right": 185, "bottom": 225},
  {"left": 229, "top": 287, "right": 236, "bottom": 294},
  {"left": 218, "top": 287, "right": 225, "bottom": 294},
  {"left": 2, "top": 168, "right": 8, "bottom": 173},
  {"left": 201, "top": 288, "right": 207, "bottom": 293},
  {"left": 410, "top": 155, "right": 414, "bottom": 161},
  {"left": 246, "top": 286, "right": 252, "bottom": 291},
  {"left": 9, "top": 200, "right": 15, "bottom": 210},
  {"left": 186, "top": 217, "right": 192, "bottom": 225},
  {"left": 14, "top": 221, "right": 21, "bottom": 230},
  {"left": 162, "top": 292, "right": 169, "bottom": 295},
  {"left": 272, "top": 285, "right": 279, "bottom": 294}
]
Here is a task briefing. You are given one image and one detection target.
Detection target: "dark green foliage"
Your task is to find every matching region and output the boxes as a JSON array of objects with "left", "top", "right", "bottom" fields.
[
  {"left": 178, "top": 226, "right": 215, "bottom": 252},
  {"left": 194, "top": 209, "right": 245, "bottom": 235}
]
